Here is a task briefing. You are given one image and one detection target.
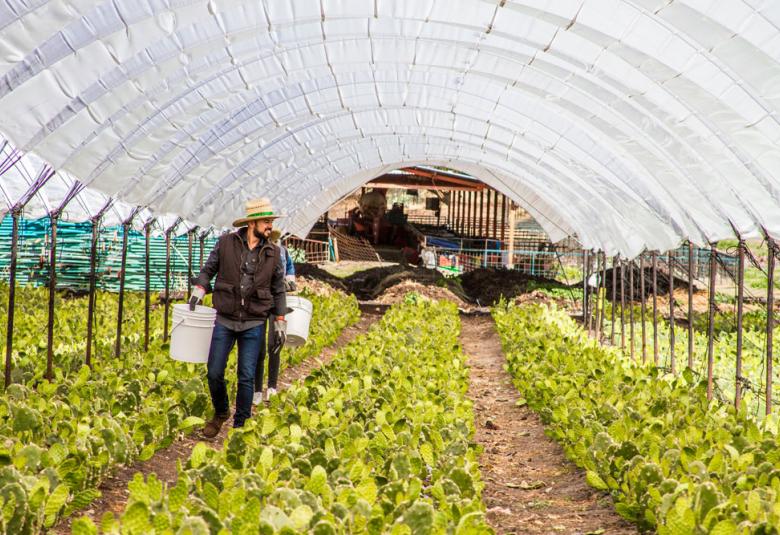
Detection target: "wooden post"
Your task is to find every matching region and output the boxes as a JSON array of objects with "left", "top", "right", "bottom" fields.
[
  {"left": 4, "top": 210, "right": 20, "bottom": 386},
  {"left": 669, "top": 252, "right": 676, "bottom": 374},
  {"left": 458, "top": 191, "right": 464, "bottom": 235},
  {"left": 629, "top": 258, "right": 635, "bottom": 360},
  {"left": 687, "top": 241, "right": 694, "bottom": 369},
  {"left": 455, "top": 191, "right": 460, "bottom": 234},
  {"left": 114, "top": 220, "right": 131, "bottom": 358},
  {"left": 459, "top": 191, "right": 465, "bottom": 235},
  {"left": 447, "top": 193, "right": 452, "bottom": 228},
  {"left": 466, "top": 191, "right": 474, "bottom": 236},
  {"left": 766, "top": 236, "right": 775, "bottom": 415},
  {"left": 652, "top": 251, "right": 659, "bottom": 366},
  {"left": 500, "top": 194, "right": 507, "bottom": 243},
  {"left": 479, "top": 190, "right": 485, "bottom": 237},
  {"left": 45, "top": 214, "right": 59, "bottom": 380},
  {"left": 640, "top": 254, "right": 647, "bottom": 364},
  {"left": 506, "top": 202, "right": 516, "bottom": 268},
  {"left": 707, "top": 244, "right": 717, "bottom": 401},
  {"left": 333, "top": 236, "right": 340, "bottom": 262},
  {"left": 735, "top": 238, "right": 745, "bottom": 410},
  {"left": 470, "top": 191, "right": 476, "bottom": 237},
  {"left": 492, "top": 190, "right": 498, "bottom": 239}
]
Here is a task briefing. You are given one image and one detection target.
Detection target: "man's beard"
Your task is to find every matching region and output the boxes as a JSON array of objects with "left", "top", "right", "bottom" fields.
[{"left": 252, "top": 227, "right": 265, "bottom": 240}]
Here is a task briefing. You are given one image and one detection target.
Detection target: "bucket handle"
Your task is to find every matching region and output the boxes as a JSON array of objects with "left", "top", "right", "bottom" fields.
[{"left": 170, "top": 319, "right": 185, "bottom": 337}]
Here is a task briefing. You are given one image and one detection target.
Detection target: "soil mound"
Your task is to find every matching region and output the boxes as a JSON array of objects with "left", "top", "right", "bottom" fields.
[
  {"left": 375, "top": 280, "right": 470, "bottom": 308},
  {"left": 343, "top": 265, "right": 469, "bottom": 302},
  {"left": 460, "top": 268, "right": 568, "bottom": 306},
  {"left": 293, "top": 263, "right": 348, "bottom": 292}
]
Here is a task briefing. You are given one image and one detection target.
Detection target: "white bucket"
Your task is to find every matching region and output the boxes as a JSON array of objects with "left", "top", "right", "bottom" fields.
[
  {"left": 170, "top": 304, "right": 217, "bottom": 363},
  {"left": 285, "top": 296, "right": 313, "bottom": 348}
]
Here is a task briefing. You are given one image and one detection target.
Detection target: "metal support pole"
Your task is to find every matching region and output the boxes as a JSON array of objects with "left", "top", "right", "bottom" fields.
[
  {"left": 599, "top": 252, "right": 607, "bottom": 340},
  {"left": 507, "top": 203, "right": 516, "bottom": 268},
  {"left": 629, "top": 258, "right": 635, "bottom": 360},
  {"left": 144, "top": 223, "right": 151, "bottom": 352},
  {"left": 163, "top": 229, "right": 172, "bottom": 342},
  {"left": 199, "top": 233, "right": 206, "bottom": 268},
  {"left": 114, "top": 221, "right": 131, "bottom": 358},
  {"left": 620, "top": 258, "right": 626, "bottom": 352},
  {"left": 187, "top": 230, "right": 194, "bottom": 299},
  {"left": 4, "top": 210, "right": 20, "bottom": 387},
  {"left": 687, "top": 241, "right": 694, "bottom": 369},
  {"left": 85, "top": 218, "right": 100, "bottom": 367},
  {"left": 707, "top": 244, "right": 717, "bottom": 401},
  {"left": 611, "top": 256, "right": 617, "bottom": 345},
  {"left": 735, "top": 238, "right": 745, "bottom": 410},
  {"left": 640, "top": 254, "right": 647, "bottom": 363},
  {"left": 669, "top": 252, "right": 676, "bottom": 374},
  {"left": 766, "top": 236, "right": 775, "bottom": 415},
  {"left": 583, "top": 250, "right": 590, "bottom": 328},
  {"left": 653, "top": 251, "right": 659, "bottom": 365},
  {"left": 594, "top": 252, "right": 602, "bottom": 339},
  {"left": 45, "top": 214, "right": 59, "bottom": 380}
]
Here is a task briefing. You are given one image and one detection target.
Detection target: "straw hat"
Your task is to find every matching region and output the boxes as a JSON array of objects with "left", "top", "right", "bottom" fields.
[{"left": 232, "top": 198, "right": 283, "bottom": 227}]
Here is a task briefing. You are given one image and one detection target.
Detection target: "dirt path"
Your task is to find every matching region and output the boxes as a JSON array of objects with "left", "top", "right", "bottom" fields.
[
  {"left": 53, "top": 311, "right": 382, "bottom": 533},
  {"left": 460, "top": 313, "right": 637, "bottom": 535}
]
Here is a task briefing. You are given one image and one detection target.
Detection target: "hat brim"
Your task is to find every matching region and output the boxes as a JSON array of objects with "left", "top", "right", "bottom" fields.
[{"left": 232, "top": 213, "right": 283, "bottom": 227}]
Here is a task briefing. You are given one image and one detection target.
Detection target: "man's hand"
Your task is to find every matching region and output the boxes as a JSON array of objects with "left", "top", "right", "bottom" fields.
[
  {"left": 271, "top": 316, "right": 287, "bottom": 352},
  {"left": 284, "top": 275, "right": 297, "bottom": 292},
  {"left": 189, "top": 285, "right": 206, "bottom": 311}
]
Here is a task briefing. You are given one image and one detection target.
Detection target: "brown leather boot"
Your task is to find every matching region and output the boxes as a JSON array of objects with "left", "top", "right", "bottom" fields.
[{"left": 202, "top": 412, "right": 229, "bottom": 438}]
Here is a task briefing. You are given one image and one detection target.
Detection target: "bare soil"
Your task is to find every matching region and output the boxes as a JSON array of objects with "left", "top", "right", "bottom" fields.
[
  {"left": 52, "top": 311, "right": 382, "bottom": 533},
  {"left": 375, "top": 279, "right": 471, "bottom": 308},
  {"left": 460, "top": 314, "right": 638, "bottom": 535},
  {"left": 460, "top": 268, "right": 568, "bottom": 307}
]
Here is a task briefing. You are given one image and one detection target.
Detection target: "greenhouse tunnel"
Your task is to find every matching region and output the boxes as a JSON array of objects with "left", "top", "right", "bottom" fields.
[
  {"left": 4, "top": 2, "right": 780, "bottom": 534},
  {"left": 0, "top": 1, "right": 777, "bottom": 258}
]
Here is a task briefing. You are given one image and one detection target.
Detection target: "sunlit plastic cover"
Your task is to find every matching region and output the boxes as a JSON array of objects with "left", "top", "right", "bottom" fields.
[{"left": 1, "top": 0, "right": 779, "bottom": 255}]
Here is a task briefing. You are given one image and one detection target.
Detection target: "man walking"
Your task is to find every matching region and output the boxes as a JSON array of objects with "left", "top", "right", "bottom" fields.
[{"left": 189, "top": 198, "right": 287, "bottom": 437}]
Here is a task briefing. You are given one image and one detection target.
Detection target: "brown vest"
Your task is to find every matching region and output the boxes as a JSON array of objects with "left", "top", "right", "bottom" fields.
[{"left": 211, "top": 232, "right": 280, "bottom": 321}]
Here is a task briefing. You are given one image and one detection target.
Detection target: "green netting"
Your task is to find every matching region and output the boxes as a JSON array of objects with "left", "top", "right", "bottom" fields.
[{"left": 0, "top": 215, "right": 217, "bottom": 292}]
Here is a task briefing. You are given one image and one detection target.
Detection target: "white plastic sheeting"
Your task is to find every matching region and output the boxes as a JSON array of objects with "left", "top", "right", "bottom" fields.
[
  {"left": 0, "top": 137, "right": 201, "bottom": 236},
  {"left": 0, "top": 0, "right": 779, "bottom": 256}
]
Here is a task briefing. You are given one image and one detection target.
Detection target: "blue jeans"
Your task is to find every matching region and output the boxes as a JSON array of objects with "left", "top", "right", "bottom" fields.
[{"left": 206, "top": 322, "right": 265, "bottom": 428}]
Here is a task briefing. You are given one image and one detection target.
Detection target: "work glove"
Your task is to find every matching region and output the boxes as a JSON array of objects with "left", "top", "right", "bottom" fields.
[
  {"left": 189, "top": 285, "right": 206, "bottom": 311},
  {"left": 284, "top": 275, "right": 297, "bottom": 292},
  {"left": 271, "top": 316, "right": 287, "bottom": 353}
]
